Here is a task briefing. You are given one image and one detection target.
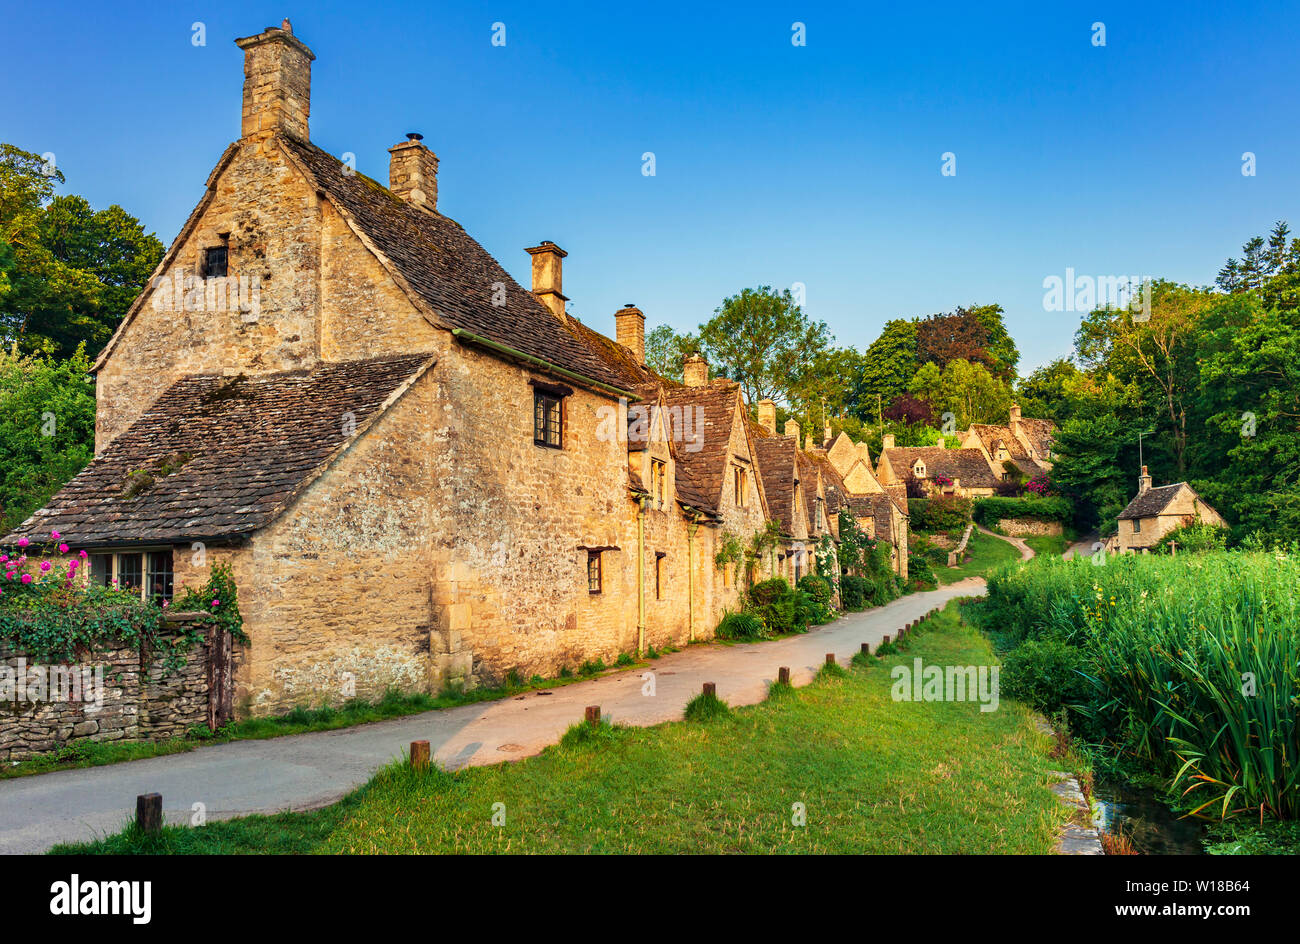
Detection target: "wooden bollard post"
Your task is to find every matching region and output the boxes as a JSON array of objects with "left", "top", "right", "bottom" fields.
[
  {"left": 778, "top": 666, "right": 790, "bottom": 685},
  {"left": 825, "top": 653, "right": 836, "bottom": 666},
  {"left": 882, "top": 634, "right": 891, "bottom": 645},
  {"left": 136, "top": 793, "right": 162, "bottom": 834},
  {"left": 584, "top": 705, "right": 601, "bottom": 726},
  {"left": 410, "top": 740, "right": 430, "bottom": 770},
  {"left": 703, "top": 682, "right": 716, "bottom": 698},
  {"left": 860, "top": 642, "right": 870, "bottom": 655}
]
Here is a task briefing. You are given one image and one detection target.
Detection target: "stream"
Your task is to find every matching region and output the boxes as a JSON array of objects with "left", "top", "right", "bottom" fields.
[{"left": 1092, "top": 779, "right": 1206, "bottom": 855}]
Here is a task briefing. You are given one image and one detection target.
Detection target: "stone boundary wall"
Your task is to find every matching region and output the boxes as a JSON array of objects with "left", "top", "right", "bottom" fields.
[
  {"left": 0, "top": 619, "right": 218, "bottom": 762},
  {"left": 998, "top": 517, "right": 1064, "bottom": 537}
]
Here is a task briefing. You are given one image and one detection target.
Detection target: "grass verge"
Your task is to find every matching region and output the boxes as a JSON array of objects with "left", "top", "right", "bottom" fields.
[
  {"left": 936, "top": 530, "right": 1023, "bottom": 585},
  {"left": 53, "top": 602, "right": 1067, "bottom": 855}
]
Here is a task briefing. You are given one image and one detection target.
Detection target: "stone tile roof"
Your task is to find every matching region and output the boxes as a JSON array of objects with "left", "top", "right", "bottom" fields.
[
  {"left": 752, "top": 431, "right": 798, "bottom": 535},
  {"left": 279, "top": 137, "right": 642, "bottom": 395},
  {"left": 969, "top": 424, "right": 1038, "bottom": 476},
  {"left": 807, "top": 452, "right": 848, "bottom": 518},
  {"left": 660, "top": 381, "right": 745, "bottom": 516},
  {"left": 2, "top": 354, "right": 434, "bottom": 547},
  {"left": 1017, "top": 417, "right": 1056, "bottom": 460},
  {"left": 795, "top": 451, "right": 821, "bottom": 534},
  {"left": 881, "top": 446, "right": 1000, "bottom": 489},
  {"left": 1117, "top": 483, "right": 1185, "bottom": 520}
]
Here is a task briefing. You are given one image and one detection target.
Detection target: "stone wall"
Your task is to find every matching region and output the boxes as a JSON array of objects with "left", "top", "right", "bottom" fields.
[
  {"left": 998, "top": 517, "right": 1064, "bottom": 537},
  {"left": 0, "top": 624, "right": 218, "bottom": 762}
]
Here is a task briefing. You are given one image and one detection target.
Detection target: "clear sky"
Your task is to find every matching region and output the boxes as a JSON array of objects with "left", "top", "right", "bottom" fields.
[{"left": 4, "top": 0, "right": 1297, "bottom": 372}]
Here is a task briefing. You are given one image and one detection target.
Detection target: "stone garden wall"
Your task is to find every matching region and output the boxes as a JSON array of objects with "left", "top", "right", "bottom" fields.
[
  {"left": 0, "top": 621, "right": 221, "bottom": 762},
  {"left": 998, "top": 518, "right": 1064, "bottom": 537}
]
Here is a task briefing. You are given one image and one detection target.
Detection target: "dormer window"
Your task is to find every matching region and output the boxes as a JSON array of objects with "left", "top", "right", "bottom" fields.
[
  {"left": 913, "top": 460, "right": 927, "bottom": 477},
  {"left": 733, "top": 465, "right": 748, "bottom": 507}
]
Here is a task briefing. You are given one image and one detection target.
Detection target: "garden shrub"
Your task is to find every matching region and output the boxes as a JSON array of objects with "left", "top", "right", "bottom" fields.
[
  {"left": 796, "top": 574, "right": 831, "bottom": 605},
  {"left": 999, "top": 638, "right": 1090, "bottom": 715},
  {"left": 1152, "top": 521, "right": 1228, "bottom": 554},
  {"left": 839, "top": 575, "right": 868, "bottom": 611},
  {"left": 909, "top": 495, "right": 973, "bottom": 533},
  {"left": 715, "top": 611, "right": 764, "bottom": 640}
]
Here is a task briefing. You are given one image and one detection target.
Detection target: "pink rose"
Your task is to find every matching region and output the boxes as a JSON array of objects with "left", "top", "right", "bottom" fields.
[
  {"left": 50, "top": 531, "right": 60, "bottom": 540},
  {"left": 79, "top": 550, "right": 88, "bottom": 559},
  {"left": 39, "top": 561, "right": 52, "bottom": 573},
  {"left": 211, "top": 599, "right": 220, "bottom": 607},
  {"left": 58, "top": 543, "right": 69, "bottom": 554},
  {"left": 20, "top": 574, "right": 32, "bottom": 585},
  {"left": 17, "top": 537, "right": 28, "bottom": 548}
]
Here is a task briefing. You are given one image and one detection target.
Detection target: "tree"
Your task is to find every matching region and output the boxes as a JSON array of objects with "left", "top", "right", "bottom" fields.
[
  {"left": 0, "top": 143, "right": 163, "bottom": 359},
  {"left": 852, "top": 319, "right": 918, "bottom": 423},
  {"left": 1015, "top": 358, "right": 1082, "bottom": 425},
  {"left": 645, "top": 324, "right": 699, "bottom": 382},
  {"left": 915, "top": 307, "right": 992, "bottom": 371},
  {"left": 967, "top": 303, "right": 1020, "bottom": 379},
  {"left": 908, "top": 358, "right": 1012, "bottom": 430},
  {"left": 697, "top": 285, "right": 831, "bottom": 407},
  {"left": 0, "top": 344, "right": 96, "bottom": 532}
]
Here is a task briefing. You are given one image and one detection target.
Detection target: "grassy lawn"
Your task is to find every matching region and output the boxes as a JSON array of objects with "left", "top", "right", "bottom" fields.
[
  {"left": 1022, "top": 534, "right": 1067, "bottom": 557},
  {"left": 53, "top": 604, "right": 1068, "bottom": 855},
  {"left": 936, "top": 531, "right": 1022, "bottom": 585}
]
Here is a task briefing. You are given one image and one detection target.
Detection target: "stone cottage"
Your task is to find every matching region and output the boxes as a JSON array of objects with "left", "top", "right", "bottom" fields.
[
  {"left": 961, "top": 404, "right": 1057, "bottom": 481},
  {"left": 1112, "top": 465, "right": 1226, "bottom": 553},
  {"left": 1, "top": 23, "right": 836, "bottom": 716},
  {"left": 875, "top": 435, "right": 999, "bottom": 499}
]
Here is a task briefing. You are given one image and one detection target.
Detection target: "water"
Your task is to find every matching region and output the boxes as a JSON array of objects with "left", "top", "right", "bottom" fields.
[{"left": 1092, "top": 779, "right": 1206, "bottom": 855}]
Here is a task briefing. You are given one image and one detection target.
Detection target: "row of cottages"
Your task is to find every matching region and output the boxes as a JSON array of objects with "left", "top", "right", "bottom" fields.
[
  {"left": 874, "top": 404, "right": 1058, "bottom": 499},
  {"left": 1108, "top": 465, "right": 1226, "bottom": 553},
  {"left": 1, "top": 23, "right": 905, "bottom": 716}
]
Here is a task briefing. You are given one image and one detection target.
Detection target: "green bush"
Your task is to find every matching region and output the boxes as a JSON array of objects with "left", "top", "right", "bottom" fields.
[
  {"left": 715, "top": 610, "right": 764, "bottom": 640},
  {"left": 839, "top": 575, "right": 868, "bottom": 611},
  {"left": 972, "top": 496, "right": 1072, "bottom": 529},
  {"left": 1152, "top": 521, "right": 1228, "bottom": 554},
  {"left": 796, "top": 574, "right": 831, "bottom": 605},
  {"left": 999, "top": 638, "right": 1090, "bottom": 715},
  {"left": 749, "top": 577, "right": 790, "bottom": 606},
  {"left": 910, "top": 495, "right": 973, "bottom": 533}
]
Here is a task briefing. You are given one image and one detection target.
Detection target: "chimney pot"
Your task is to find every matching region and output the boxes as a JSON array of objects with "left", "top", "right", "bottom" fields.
[
  {"left": 1138, "top": 464, "right": 1152, "bottom": 494},
  {"left": 235, "top": 25, "right": 315, "bottom": 141},
  {"left": 882, "top": 433, "right": 895, "bottom": 451},
  {"left": 525, "top": 242, "right": 568, "bottom": 319},
  {"left": 784, "top": 418, "right": 801, "bottom": 448},
  {"left": 683, "top": 354, "right": 708, "bottom": 387},
  {"left": 757, "top": 399, "right": 777, "bottom": 435},
  {"left": 1009, "top": 402, "right": 1022, "bottom": 427},
  {"left": 615, "top": 305, "right": 646, "bottom": 364},
  {"left": 935, "top": 435, "right": 945, "bottom": 449}
]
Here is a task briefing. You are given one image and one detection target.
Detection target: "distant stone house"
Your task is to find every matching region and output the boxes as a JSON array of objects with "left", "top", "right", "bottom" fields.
[
  {"left": 813, "top": 431, "right": 910, "bottom": 580},
  {"left": 1111, "top": 466, "right": 1226, "bottom": 553},
  {"left": 875, "top": 435, "right": 999, "bottom": 499},
  {"left": 961, "top": 404, "right": 1057, "bottom": 481},
  {"left": 1, "top": 23, "right": 843, "bottom": 716}
]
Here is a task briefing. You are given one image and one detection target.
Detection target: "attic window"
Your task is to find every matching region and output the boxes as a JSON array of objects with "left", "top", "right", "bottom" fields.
[
  {"left": 913, "top": 461, "right": 927, "bottom": 477},
  {"left": 733, "top": 465, "right": 748, "bottom": 507},
  {"left": 534, "top": 390, "right": 563, "bottom": 448},
  {"left": 651, "top": 458, "right": 667, "bottom": 508},
  {"left": 201, "top": 244, "right": 228, "bottom": 279}
]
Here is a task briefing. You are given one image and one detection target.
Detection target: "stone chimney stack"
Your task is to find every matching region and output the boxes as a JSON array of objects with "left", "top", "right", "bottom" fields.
[
  {"left": 935, "top": 435, "right": 945, "bottom": 449},
  {"left": 1009, "top": 402, "right": 1022, "bottom": 430},
  {"left": 882, "top": 433, "right": 895, "bottom": 451},
  {"left": 823, "top": 420, "right": 833, "bottom": 447},
  {"left": 235, "top": 21, "right": 315, "bottom": 142},
  {"left": 1138, "top": 464, "right": 1152, "bottom": 495},
  {"left": 614, "top": 304, "right": 645, "bottom": 364},
  {"left": 388, "top": 134, "right": 439, "bottom": 211},
  {"left": 525, "top": 242, "right": 568, "bottom": 319},
  {"left": 784, "top": 418, "right": 801, "bottom": 448},
  {"left": 757, "top": 399, "right": 777, "bottom": 435},
  {"left": 683, "top": 354, "right": 708, "bottom": 387}
]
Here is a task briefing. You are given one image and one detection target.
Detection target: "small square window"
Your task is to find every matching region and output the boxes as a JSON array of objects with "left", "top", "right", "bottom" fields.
[
  {"left": 534, "top": 391, "right": 563, "bottom": 448},
  {"left": 201, "top": 245, "right": 228, "bottom": 279},
  {"left": 587, "top": 551, "right": 602, "bottom": 593}
]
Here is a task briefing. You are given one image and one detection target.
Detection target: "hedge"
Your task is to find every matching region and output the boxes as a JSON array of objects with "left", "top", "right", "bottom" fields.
[
  {"left": 908, "top": 495, "right": 972, "bottom": 533},
  {"left": 972, "top": 496, "right": 1072, "bottom": 528}
]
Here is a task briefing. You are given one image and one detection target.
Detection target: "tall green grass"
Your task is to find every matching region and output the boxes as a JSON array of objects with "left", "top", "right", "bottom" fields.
[{"left": 982, "top": 551, "right": 1300, "bottom": 820}]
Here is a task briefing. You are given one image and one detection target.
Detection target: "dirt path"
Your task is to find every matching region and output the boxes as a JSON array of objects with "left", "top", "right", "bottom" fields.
[{"left": 0, "top": 580, "right": 983, "bottom": 854}]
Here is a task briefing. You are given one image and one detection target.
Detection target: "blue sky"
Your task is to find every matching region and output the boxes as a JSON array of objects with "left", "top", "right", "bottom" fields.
[{"left": 5, "top": 0, "right": 1297, "bottom": 372}]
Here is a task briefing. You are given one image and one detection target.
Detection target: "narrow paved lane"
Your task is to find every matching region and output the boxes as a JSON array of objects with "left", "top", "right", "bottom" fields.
[{"left": 0, "top": 580, "right": 982, "bottom": 854}]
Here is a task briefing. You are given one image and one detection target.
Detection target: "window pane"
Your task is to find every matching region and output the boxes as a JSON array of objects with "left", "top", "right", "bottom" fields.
[
  {"left": 89, "top": 554, "right": 112, "bottom": 587},
  {"left": 117, "top": 553, "right": 143, "bottom": 592},
  {"left": 147, "top": 551, "right": 174, "bottom": 605},
  {"left": 587, "top": 551, "right": 601, "bottom": 593}
]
